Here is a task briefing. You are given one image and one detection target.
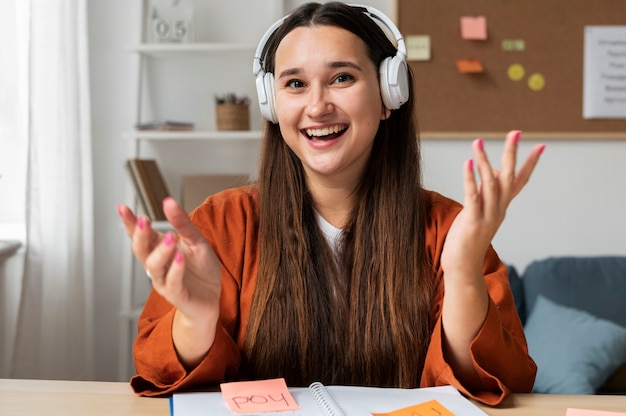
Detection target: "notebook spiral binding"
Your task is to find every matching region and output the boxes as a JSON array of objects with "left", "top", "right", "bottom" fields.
[{"left": 309, "top": 382, "right": 346, "bottom": 416}]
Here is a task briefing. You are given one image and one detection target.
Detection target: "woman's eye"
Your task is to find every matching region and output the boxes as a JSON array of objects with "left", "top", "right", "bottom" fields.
[
  {"left": 335, "top": 73, "right": 355, "bottom": 84},
  {"left": 286, "top": 79, "right": 305, "bottom": 89}
]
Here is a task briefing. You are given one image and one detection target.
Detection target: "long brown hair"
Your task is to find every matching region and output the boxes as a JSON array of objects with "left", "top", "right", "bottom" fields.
[{"left": 244, "top": 2, "right": 433, "bottom": 388}]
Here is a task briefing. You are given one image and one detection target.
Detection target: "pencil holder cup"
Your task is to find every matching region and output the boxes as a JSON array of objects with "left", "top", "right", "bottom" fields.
[{"left": 216, "top": 104, "right": 249, "bottom": 131}]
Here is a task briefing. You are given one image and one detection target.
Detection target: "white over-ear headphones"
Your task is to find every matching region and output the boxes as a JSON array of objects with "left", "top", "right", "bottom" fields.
[{"left": 252, "top": 3, "right": 409, "bottom": 124}]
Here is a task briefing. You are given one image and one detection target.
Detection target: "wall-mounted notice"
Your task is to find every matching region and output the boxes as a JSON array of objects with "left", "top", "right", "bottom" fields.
[{"left": 583, "top": 26, "right": 626, "bottom": 119}]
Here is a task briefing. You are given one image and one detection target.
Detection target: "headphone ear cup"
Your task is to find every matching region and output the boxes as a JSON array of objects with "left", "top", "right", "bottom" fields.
[
  {"left": 256, "top": 71, "right": 278, "bottom": 123},
  {"left": 265, "top": 73, "right": 278, "bottom": 123},
  {"left": 379, "top": 55, "right": 409, "bottom": 110}
]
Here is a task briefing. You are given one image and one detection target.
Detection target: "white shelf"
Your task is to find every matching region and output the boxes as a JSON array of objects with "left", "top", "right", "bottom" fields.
[
  {"left": 0, "top": 240, "right": 21, "bottom": 261},
  {"left": 128, "top": 42, "right": 256, "bottom": 57},
  {"left": 124, "top": 130, "right": 262, "bottom": 141}
]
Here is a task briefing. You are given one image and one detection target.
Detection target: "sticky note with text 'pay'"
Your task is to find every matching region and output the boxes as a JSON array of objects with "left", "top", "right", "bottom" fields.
[{"left": 219, "top": 378, "right": 300, "bottom": 414}]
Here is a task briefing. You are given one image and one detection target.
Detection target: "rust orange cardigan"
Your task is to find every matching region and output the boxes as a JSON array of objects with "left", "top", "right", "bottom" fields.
[{"left": 130, "top": 186, "right": 536, "bottom": 405}]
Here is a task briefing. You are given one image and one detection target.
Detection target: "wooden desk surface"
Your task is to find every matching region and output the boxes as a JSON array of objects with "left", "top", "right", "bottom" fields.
[
  {"left": 0, "top": 379, "right": 168, "bottom": 416},
  {"left": 1, "top": 379, "right": 625, "bottom": 416}
]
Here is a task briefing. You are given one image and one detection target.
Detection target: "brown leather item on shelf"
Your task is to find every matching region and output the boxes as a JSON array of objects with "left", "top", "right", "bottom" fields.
[{"left": 125, "top": 159, "right": 171, "bottom": 221}]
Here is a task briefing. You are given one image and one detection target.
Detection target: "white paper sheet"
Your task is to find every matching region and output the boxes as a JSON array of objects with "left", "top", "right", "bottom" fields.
[
  {"left": 170, "top": 385, "right": 488, "bottom": 416},
  {"left": 583, "top": 26, "right": 626, "bottom": 119}
]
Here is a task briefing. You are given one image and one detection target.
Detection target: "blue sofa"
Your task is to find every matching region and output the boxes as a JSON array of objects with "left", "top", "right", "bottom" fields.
[{"left": 507, "top": 256, "right": 626, "bottom": 395}]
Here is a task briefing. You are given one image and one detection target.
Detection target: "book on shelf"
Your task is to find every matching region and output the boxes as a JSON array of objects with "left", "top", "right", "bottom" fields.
[
  {"left": 169, "top": 378, "right": 487, "bottom": 416},
  {"left": 124, "top": 158, "right": 171, "bottom": 221},
  {"left": 135, "top": 120, "right": 195, "bottom": 131}
]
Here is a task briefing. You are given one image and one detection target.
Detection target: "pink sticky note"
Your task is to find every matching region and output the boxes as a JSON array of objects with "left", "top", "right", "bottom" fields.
[
  {"left": 460, "top": 16, "right": 487, "bottom": 40},
  {"left": 220, "top": 378, "right": 300, "bottom": 414},
  {"left": 567, "top": 409, "right": 626, "bottom": 416}
]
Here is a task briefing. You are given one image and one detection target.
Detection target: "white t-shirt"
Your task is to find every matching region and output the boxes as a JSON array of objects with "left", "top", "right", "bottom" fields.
[{"left": 315, "top": 211, "right": 342, "bottom": 256}]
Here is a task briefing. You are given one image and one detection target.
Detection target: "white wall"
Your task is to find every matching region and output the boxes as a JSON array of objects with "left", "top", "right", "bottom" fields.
[
  {"left": 87, "top": 0, "right": 626, "bottom": 382},
  {"left": 421, "top": 138, "right": 626, "bottom": 270}
]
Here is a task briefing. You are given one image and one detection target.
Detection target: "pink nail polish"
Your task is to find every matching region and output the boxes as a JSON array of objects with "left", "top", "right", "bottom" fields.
[
  {"left": 468, "top": 159, "right": 474, "bottom": 171},
  {"left": 164, "top": 232, "right": 175, "bottom": 246},
  {"left": 175, "top": 251, "right": 183, "bottom": 264},
  {"left": 476, "top": 138, "right": 484, "bottom": 151},
  {"left": 513, "top": 130, "right": 522, "bottom": 144},
  {"left": 136, "top": 217, "right": 144, "bottom": 230},
  {"left": 538, "top": 144, "right": 546, "bottom": 155}
]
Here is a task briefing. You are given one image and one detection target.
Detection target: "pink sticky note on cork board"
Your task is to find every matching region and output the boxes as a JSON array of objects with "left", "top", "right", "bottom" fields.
[
  {"left": 220, "top": 378, "right": 300, "bottom": 414},
  {"left": 460, "top": 16, "right": 487, "bottom": 40}
]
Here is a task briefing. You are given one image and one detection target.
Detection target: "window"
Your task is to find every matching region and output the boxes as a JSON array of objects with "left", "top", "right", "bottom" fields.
[{"left": 0, "top": 0, "right": 27, "bottom": 241}]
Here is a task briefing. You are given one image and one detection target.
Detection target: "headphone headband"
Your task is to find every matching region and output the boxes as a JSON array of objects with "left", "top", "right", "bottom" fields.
[
  {"left": 253, "top": 3, "right": 409, "bottom": 123},
  {"left": 351, "top": 4, "right": 407, "bottom": 59},
  {"left": 252, "top": 15, "right": 287, "bottom": 77}
]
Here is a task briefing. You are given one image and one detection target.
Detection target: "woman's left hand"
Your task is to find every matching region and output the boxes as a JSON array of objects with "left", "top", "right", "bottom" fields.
[
  {"left": 440, "top": 130, "right": 545, "bottom": 276},
  {"left": 439, "top": 130, "right": 545, "bottom": 388}
]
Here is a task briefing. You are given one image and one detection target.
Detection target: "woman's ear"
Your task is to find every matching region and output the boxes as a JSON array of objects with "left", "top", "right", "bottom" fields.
[{"left": 380, "top": 107, "right": 391, "bottom": 120}]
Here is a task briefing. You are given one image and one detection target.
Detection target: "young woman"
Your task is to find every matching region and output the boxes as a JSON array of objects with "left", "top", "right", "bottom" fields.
[{"left": 118, "top": 2, "right": 542, "bottom": 406}]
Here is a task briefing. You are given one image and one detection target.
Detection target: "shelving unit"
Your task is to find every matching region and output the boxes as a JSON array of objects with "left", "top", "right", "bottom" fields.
[
  {"left": 128, "top": 42, "right": 255, "bottom": 54},
  {"left": 117, "top": 0, "right": 284, "bottom": 381},
  {"left": 124, "top": 130, "right": 263, "bottom": 141}
]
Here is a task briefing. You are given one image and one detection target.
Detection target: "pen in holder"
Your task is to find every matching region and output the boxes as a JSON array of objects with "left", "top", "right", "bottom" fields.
[{"left": 215, "top": 94, "right": 250, "bottom": 131}]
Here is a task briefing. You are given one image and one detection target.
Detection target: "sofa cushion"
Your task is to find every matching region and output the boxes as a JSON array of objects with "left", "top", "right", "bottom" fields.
[
  {"left": 522, "top": 256, "right": 626, "bottom": 328},
  {"left": 525, "top": 295, "right": 626, "bottom": 394}
]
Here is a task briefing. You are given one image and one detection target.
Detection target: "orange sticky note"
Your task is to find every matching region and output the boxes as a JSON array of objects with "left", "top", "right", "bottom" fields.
[
  {"left": 460, "top": 16, "right": 487, "bottom": 40},
  {"left": 456, "top": 59, "right": 484, "bottom": 74},
  {"left": 220, "top": 378, "right": 300, "bottom": 414},
  {"left": 567, "top": 409, "right": 626, "bottom": 416},
  {"left": 373, "top": 399, "right": 455, "bottom": 416}
]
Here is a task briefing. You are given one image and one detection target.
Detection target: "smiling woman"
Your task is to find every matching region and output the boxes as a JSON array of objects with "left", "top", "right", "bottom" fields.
[
  {"left": 272, "top": 24, "right": 387, "bottom": 185},
  {"left": 118, "top": 2, "right": 544, "bottom": 406}
]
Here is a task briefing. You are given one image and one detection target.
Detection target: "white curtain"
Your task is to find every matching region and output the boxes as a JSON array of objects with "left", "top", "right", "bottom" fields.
[{"left": 9, "top": 0, "right": 95, "bottom": 380}]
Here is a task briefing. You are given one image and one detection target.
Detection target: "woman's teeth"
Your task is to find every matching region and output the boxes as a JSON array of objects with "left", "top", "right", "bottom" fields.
[{"left": 305, "top": 125, "right": 345, "bottom": 139}]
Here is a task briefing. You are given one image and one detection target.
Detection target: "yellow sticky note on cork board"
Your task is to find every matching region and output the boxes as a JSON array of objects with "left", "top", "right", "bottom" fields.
[
  {"left": 372, "top": 399, "right": 455, "bottom": 416},
  {"left": 460, "top": 16, "right": 488, "bottom": 40}
]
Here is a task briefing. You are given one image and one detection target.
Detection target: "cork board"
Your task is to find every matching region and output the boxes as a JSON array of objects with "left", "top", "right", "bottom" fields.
[{"left": 396, "top": 0, "right": 626, "bottom": 136}]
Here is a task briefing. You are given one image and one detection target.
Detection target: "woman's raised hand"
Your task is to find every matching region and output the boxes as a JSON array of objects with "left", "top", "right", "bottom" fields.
[
  {"left": 117, "top": 197, "right": 222, "bottom": 366},
  {"left": 437, "top": 131, "right": 544, "bottom": 386},
  {"left": 441, "top": 130, "right": 545, "bottom": 276}
]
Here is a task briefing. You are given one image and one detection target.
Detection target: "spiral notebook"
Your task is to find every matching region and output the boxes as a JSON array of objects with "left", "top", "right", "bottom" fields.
[{"left": 169, "top": 380, "right": 487, "bottom": 416}]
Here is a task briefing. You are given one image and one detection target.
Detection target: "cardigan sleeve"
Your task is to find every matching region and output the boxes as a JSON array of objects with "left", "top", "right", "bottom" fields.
[
  {"left": 130, "top": 290, "right": 241, "bottom": 396},
  {"left": 419, "top": 192, "right": 537, "bottom": 406},
  {"left": 130, "top": 187, "right": 260, "bottom": 396}
]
